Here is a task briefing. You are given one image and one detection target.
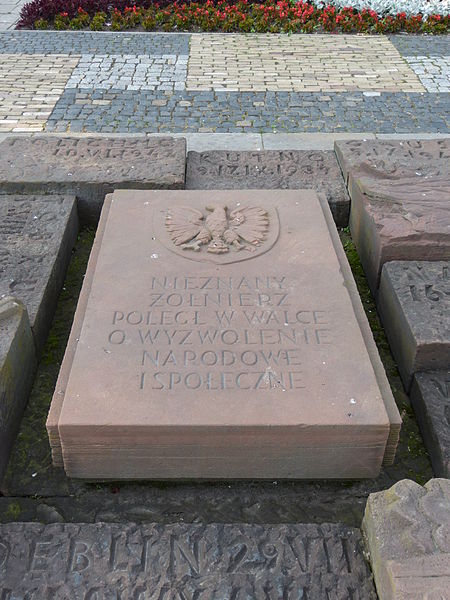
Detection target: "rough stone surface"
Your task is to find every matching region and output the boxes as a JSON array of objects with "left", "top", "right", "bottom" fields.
[
  {"left": 51, "top": 189, "right": 397, "bottom": 480},
  {"left": 377, "top": 261, "right": 450, "bottom": 390},
  {"left": 0, "top": 522, "right": 376, "bottom": 599},
  {"left": 0, "top": 297, "right": 36, "bottom": 483},
  {"left": 0, "top": 137, "right": 186, "bottom": 222},
  {"left": 410, "top": 371, "right": 450, "bottom": 478},
  {"left": 186, "top": 150, "right": 350, "bottom": 227},
  {"left": 334, "top": 139, "right": 450, "bottom": 293},
  {"left": 362, "top": 478, "right": 450, "bottom": 600},
  {"left": 0, "top": 194, "right": 79, "bottom": 353},
  {"left": 334, "top": 138, "right": 450, "bottom": 184}
]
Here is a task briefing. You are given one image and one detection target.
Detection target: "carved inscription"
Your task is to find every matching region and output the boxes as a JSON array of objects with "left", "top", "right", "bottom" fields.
[
  {"left": 0, "top": 196, "right": 76, "bottom": 331},
  {"left": 186, "top": 151, "right": 350, "bottom": 227},
  {"left": 378, "top": 261, "right": 450, "bottom": 386},
  {"left": 0, "top": 522, "right": 377, "bottom": 599},
  {"left": 335, "top": 139, "right": 450, "bottom": 180},
  {"left": 106, "top": 276, "right": 332, "bottom": 392},
  {"left": 0, "top": 136, "right": 185, "bottom": 183}
]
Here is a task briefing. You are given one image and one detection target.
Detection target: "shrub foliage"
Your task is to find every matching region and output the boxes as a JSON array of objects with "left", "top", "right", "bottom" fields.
[{"left": 18, "top": 0, "right": 450, "bottom": 33}]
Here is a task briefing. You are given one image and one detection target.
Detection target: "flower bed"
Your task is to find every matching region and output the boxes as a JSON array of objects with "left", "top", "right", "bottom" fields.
[{"left": 18, "top": 0, "right": 450, "bottom": 33}]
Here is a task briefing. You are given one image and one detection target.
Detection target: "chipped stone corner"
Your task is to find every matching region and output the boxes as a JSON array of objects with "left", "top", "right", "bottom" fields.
[{"left": 362, "top": 478, "right": 450, "bottom": 600}]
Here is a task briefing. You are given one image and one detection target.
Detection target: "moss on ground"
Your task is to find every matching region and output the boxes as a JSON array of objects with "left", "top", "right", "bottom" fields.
[{"left": 339, "top": 228, "right": 430, "bottom": 478}]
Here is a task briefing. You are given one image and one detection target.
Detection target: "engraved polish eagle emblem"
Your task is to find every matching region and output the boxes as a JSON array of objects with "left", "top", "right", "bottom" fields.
[{"left": 165, "top": 204, "right": 269, "bottom": 254}]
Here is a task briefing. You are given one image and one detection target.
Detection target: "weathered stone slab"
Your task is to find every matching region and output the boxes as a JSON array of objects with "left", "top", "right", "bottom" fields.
[
  {"left": 362, "top": 478, "right": 450, "bottom": 600},
  {"left": 0, "top": 195, "right": 79, "bottom": 354},
  {"left": 0, "top": 522, "right": 376, "bottom": 599},
  {"left": 0, "top": 137, "right": 186, "bottom": 223},
  {"left": 334, "top": 139, "right": 450, "bottom": 294},
  {"left": 51, "top": 189, "right": 399, "bottom": 479},
  {"left": 186, "top": 150, "right": 350, "bottom": 227},
  {"left": 378, "top": 261, "right": 450, "bottom": 390},
  {"left": 334, "top": 138, "right": 450, "bottom": 184},
  {"left": 410, "top": 371, "right": 450, "bottom": 478},
  {"left": 0, "top": 297, "right": 36, "bottom": 483}
]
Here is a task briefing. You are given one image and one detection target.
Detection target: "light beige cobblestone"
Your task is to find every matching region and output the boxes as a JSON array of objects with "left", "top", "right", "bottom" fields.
[
  {"left": 0, "top": 54, "right": 79, "bottom": 131},
  {"left": 187, "top": 34, "right": 425, "bottom": 92}
]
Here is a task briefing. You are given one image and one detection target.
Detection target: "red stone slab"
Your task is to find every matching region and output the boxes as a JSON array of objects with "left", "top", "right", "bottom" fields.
[
  {"left": 334, "top": 139, "right": 450, "bottom": 294},
  {"left": 54, "top": 190, "right": 396, "bottom": 479}
]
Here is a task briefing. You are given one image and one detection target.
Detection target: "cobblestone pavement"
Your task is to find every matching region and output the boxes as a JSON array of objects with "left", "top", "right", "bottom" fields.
[{"left": 0, "top": 31, "right": 448, "bottom": 133}]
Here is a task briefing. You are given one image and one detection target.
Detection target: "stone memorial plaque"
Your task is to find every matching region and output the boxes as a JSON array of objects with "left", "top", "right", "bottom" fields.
[
  {"left": 378, "top": 261, "right": 450, "bottom": 390},
  {"left": 411, "top": 371, "right": 450, "bottom": 478},
  {"left": 0, "top": 522, "right": 376, "bottom": 599},
  {"left": 186, "top": 150, "right": 350, "bottom": 227},
  {"left": 0, "top": 195, "right": 78, "bottom": 353},
  {"left": 334, "top": 138, "right": 450, "bottom": 184},
  {"left": 363, "top": 478, "right": 450, "bottom": 600},
  {"left": 0, "top": 297, "right": 36, "bottom": 483},
  {"left": 0, "top": 136, "right": 186, "bottom": 222},
  {"left": 52, "top": 189, "right": 398, "bottom": 479},
  {"left": 334, "top": 139, "right": 450, "bottom": 293}
]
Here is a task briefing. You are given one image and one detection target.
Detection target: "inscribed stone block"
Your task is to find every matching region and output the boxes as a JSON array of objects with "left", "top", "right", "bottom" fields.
[
  {"left": 410, "top": 371, "right": 450, "bottom": 478},
  {"left": 0, "top": 297, "right": 36, "bottom": 483},
  {"left": 334, "top": 139, "right": 450, "bottom": 293},
  {"left": 0, "top": 195, "right": 78, "bottom": 354},
  {"left": 0, "top": 522, "right": 376, "bottom": 599},
  {"left": 186, "top": 150, "right": 350, "bottom": 227},
  {"left": 362, "top": 478, "right": 450, "bottom": 600},
  {"left": 378, "top": 261, "right": 450, "bottom": 390},
  {"left": 0, "top": 136, "right": 186, "bottom": 223},
  {"left": 51, "top": 189, "right": 399, "bottom": 479}
]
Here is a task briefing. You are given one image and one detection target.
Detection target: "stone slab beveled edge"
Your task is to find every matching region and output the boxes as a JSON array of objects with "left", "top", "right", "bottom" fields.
[
  {"left": 31, "top": 195, "right": 79, "bottom": 357},
  {"left": 362, "top": 479, "right": 450, "bottom": 600},
  {"left": 0, "top": 296, "right": 37, "bottom": 484},
  {"left": 46, "top": 196, "right": 112, "bottom": 467},
  {"left": 410, "top": 371, "right": 450, "bottom": 478},
  {"left": 376, "top": 262, "right": 417, "bottom": 391},
  {"left": 317, "top": 193, "right": 401, "bottom": 465}
]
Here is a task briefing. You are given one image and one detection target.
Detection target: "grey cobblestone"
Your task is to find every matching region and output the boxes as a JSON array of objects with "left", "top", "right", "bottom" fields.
[
  {"left": 45, "top": 89, "right": 450, "bottom": 133},
  {"left": 0, "top": 31, "right": 190, "bottom": 54},
  {"left": 405, "top": 56, "right": 450, "bottom": 92},
  {"left": 389, "top": 34, "right": 450, "bottom": 57},
  {"left": 66, "top": 54, "right": 188, "bottom": 91}
]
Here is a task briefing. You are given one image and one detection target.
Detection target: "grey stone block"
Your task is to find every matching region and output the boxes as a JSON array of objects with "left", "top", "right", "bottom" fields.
[
  {"left": 186, "top": 150, "right": 350, "bottom": 227},
  {"left": 362, "top": 479, "right": 450, "bottom": 600},
  {"left": 377, "top": 261, "right": 450, "bottom": 390},
  {"left": 0, "top": 136, "right": 186, "bottom": 223},
  {"left": 410, "top": 371, "right": 450, "bottom": 478},
  {"left": 0, "top": 297, "right": 36, "bottom": 483},
  {"left": 0, "top": 522, "right": 376, "bottom": 598},
  {"left": 0, "top": 195, "right": 79, "bottom": 354}
]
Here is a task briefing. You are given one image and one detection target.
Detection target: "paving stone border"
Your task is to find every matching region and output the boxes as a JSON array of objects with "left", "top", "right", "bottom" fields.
[
  {"left": 0, "top": 136, "right": 186, "bottom": 222},
  {"left": 362, "top": 478, "right": 450, "bottom": 600},
  {"left": 0, "top": 297, "right": 36, "bottom": 483},
  {"left": 0, "top": 522, "right": 377, "bottom": 598},
  {"left": 45, "top": 90, "right": 450, "bottom": 134},
  {"left": 0, "top": 31, "right": 191, "bottom": 55},
  {"left": 0, "top": 194, "right": 79, "bottom": 354},
  {"left": 410, "top": 371, "right": 450, "bottom": 478}
]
